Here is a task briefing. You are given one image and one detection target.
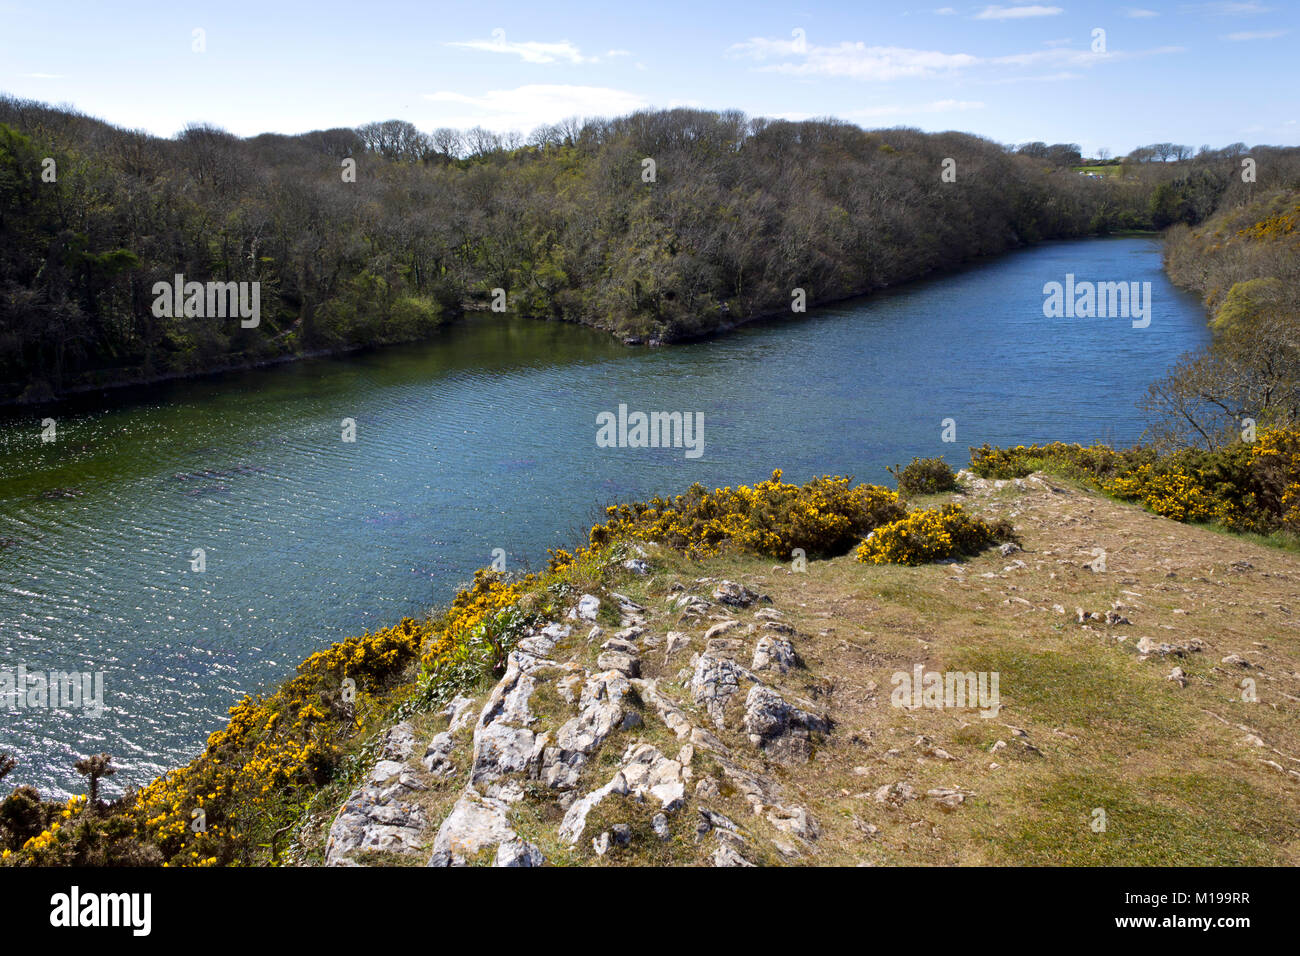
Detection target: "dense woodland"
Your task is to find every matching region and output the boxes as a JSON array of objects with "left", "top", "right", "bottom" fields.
[{"left": 1, "top": 95, "right": 1298, "bottom": 402}]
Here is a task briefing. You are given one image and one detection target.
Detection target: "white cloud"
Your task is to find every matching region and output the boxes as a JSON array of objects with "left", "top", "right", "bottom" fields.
[
  {"left": 934, "top": 6, "right": 958, "bottom": 13},
  {"left": 21, "top": 72, "right": 63, "bottom": 78},
  {"left": 728, "top": 38, "right": 979, "bottom": 80},
  {"left": 1223, "top": 29, "right": 1287, "bottom": 39},
  {"left": 447, "top": 37, "right": 594, "bottom": 64},
  {"left": 728, "top": 34, "right": 1180, "bottom": 82},
  {"left": 421, "top": 84, "right": 650, "bottom": 131},
  {"left": 1123, "top": 7, "right": 1160, "bottom": 16},
  {"left": 974, "top": 5, "right": 1064, "bottom": 19}
]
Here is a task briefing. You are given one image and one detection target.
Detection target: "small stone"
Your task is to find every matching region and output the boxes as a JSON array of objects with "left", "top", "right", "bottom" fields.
[
  {"left": 926, "top": 788, "right": 972, "bottom": 810},
  {"left": 652, "top": 813, "right": 670, "bottom": 840},
  {"left": 713, "top": 580, "right": 760, "bottom": 608},
  {"left": 704, "top": 619, "right": 741, "bottom": 641}
]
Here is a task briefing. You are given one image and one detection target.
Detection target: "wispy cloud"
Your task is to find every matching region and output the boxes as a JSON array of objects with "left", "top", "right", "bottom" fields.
[
  {"left": 728, "top": 34, "right": 1181, "bottom": 82},
  {"left": 1123, "top": 7, "right": 1160, "bottom": 16},
  {"left": 21, "top": 72, "right": 64, "bottom": 78},
  {"left": 1222, "top": 28, "right": 1287, "bottom": 39},
  {"left": 728, "top": 38, "right": 978, "bottom": 80},
  {"left": 422, "top": 84, "right": 649, "bottom": 131},
  {"left": 974, "top": 5, "right": 1064, "bottom": 19},
  {"left": 447, "top": 37, "right": 595, "bottom": 64}
]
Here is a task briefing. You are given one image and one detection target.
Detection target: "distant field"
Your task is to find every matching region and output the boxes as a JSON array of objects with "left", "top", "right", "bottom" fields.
[{"left": 1073, "top": 165, "right": 1125, "bottom": 178}]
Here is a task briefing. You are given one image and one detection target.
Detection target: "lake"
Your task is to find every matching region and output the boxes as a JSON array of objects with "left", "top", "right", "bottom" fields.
[{"left": 0, "top": 237, "right": 1210, "bottom": 796}]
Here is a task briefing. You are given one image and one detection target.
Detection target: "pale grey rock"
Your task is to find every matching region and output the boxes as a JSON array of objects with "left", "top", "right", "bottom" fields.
[
  {"left": 381, "top": 721, "right": 418, "bottom": 761},
  {"left": 495, "top": 838, "right": 545, "bottom": 867},
  {"left": 422, "top": 731, "right": 457, "bottom": 776},
  {"left": 742, "top": 685, "right": 829, "bottom": 763},
  {"left": 652, "top": 813, "right": 670, "bottom": 840},
  {"left": 559, "top": 771, "right": 629, "bottom": 844},
  {"left": 767, "top": 805, "right": 820, "bottom": 841},
  {"left": 704, "top": 618, "right": 741, "bottom": 641},
  {"left": 690, "top": 653, "right": 748, "bottom": 728},
  {"left": 597, "top": 650, "right": 640, "bottom": 677},
  {"left": 713, "top": 580, "right": 760, "bottom": 608},
  {"left": 753, "top": 635, "right": 796, "bottom": 673},
  {"left": 570, "top": 594, "right": 601, "bottom": 621},
  {"left": 445, "top": 696, "right": 478, "bottom": 733},
  {"left": 926, "top": 788, "right": 973, "bottom": 810},
  {"left": 428, "top": 791, "right": 517, "bottom": 866}
]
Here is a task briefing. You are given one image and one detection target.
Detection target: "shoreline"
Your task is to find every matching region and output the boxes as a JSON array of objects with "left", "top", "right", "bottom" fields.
[{"left": 2, "top": 232, "right": 1164, "bottom": 413}]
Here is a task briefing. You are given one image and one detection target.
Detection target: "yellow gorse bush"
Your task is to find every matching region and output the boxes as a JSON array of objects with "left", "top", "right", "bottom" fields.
[
  {"left": 1102, "top": 466, "right": 1228, "bottom": 523},
  {"left": 588, "top": 469, "right": 904, "bottom": 559},
  {"left": 855, "top": 504, "right": 1011, "bottom": 566},
  {"left": 420, "top": 569, "right": 529, "bottom": 671},
  {"left": 973, "top": 428, "right": 1300, "bottom": 535}
]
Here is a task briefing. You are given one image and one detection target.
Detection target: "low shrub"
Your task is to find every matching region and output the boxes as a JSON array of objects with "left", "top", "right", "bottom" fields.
[
  {"left": 855, "top": 504, "right": 1016, "bottom": 566},
  {"left": 589, "top": 468, "right": 905, "bottom": 560},
  {"left": 890, "top": 457, "right": 959, "bottom": 496}
]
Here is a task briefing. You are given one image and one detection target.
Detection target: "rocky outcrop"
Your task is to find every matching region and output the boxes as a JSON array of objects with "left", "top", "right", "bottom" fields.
[{"left": 325, "top": 722, "right": 430, "bottom": 866}]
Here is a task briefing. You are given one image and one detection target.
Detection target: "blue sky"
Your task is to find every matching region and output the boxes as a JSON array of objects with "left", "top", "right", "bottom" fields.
[{"left": 1, "top": 0, "right": 1295, "bottom": 154}]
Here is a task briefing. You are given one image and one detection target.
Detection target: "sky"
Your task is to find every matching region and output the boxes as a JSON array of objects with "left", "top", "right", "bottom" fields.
[{"left": 0, "top": 0, "right": 1296, "bottom": 155}]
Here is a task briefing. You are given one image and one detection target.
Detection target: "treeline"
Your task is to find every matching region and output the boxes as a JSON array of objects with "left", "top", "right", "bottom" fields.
[{"left": 2, "top": 95, "right": 1295, "bottom": 402}]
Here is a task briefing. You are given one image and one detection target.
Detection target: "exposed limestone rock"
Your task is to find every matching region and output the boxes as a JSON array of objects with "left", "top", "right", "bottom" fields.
[
  {"left": 469, "top": 652, "right": 543, "bottom": 787},
  {"left": 326, "top": 723, "right": 429, "bottom": 866},
  {"left": 712, "top": 843, "right": 754, "bottom": 866},
  {"left": 874, "top": 781, "right": 918, "bottom": 805},
  {"left": 742, "top": 685, "right": 829, "bottom": 762},
  {"left": 559, "top": 770, "right": 629, "bottom": 844},
  {"left": 496, "top": 838, "right": 545, "bottom": 867},
  {"left": 429, "top": 790, "right": 539, "bottom": 866},
  {"left": 632, "top": 677, "right": 693, "bottom": 739},
  {"left": 422, "top": 732, "right": 457, "bottom": 776},
  {"left": 713, "top": 580, "right": 761, "bottom": 608},
  {"left": 517, "top": 622, "right": 570, "bottom": 657},
  {"left": 926, "top": 787, "right": 973, "bottom": 810},
  {"left": 597, "top": 649, "right": 640, "bottom": 677},
  {"left": 542, "top": 670, "right": 635, "bottom": 789},
  {"left": 570, "top": 594, "right": 601, "bottom": 621},
  {"left": 753, "top": 635, "right": 796, "bottom": 673},
  {"left": 766, "top": 805, "right": 819, "bottom": 841},
  {"left": 652, "top": 813, "right": 671, "bottom": 840},
  {"left": 445, "top": 695, "right": 478, "bottom": 733},
  {"left": 1136, "top": 636, "right": 1206, "bottom": 658},
  {"left": 690, "top": 652, "right": 751, "bottom": 728},
  {"left": 620, "top": 743, "right": 687, "bottom": 811}
]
